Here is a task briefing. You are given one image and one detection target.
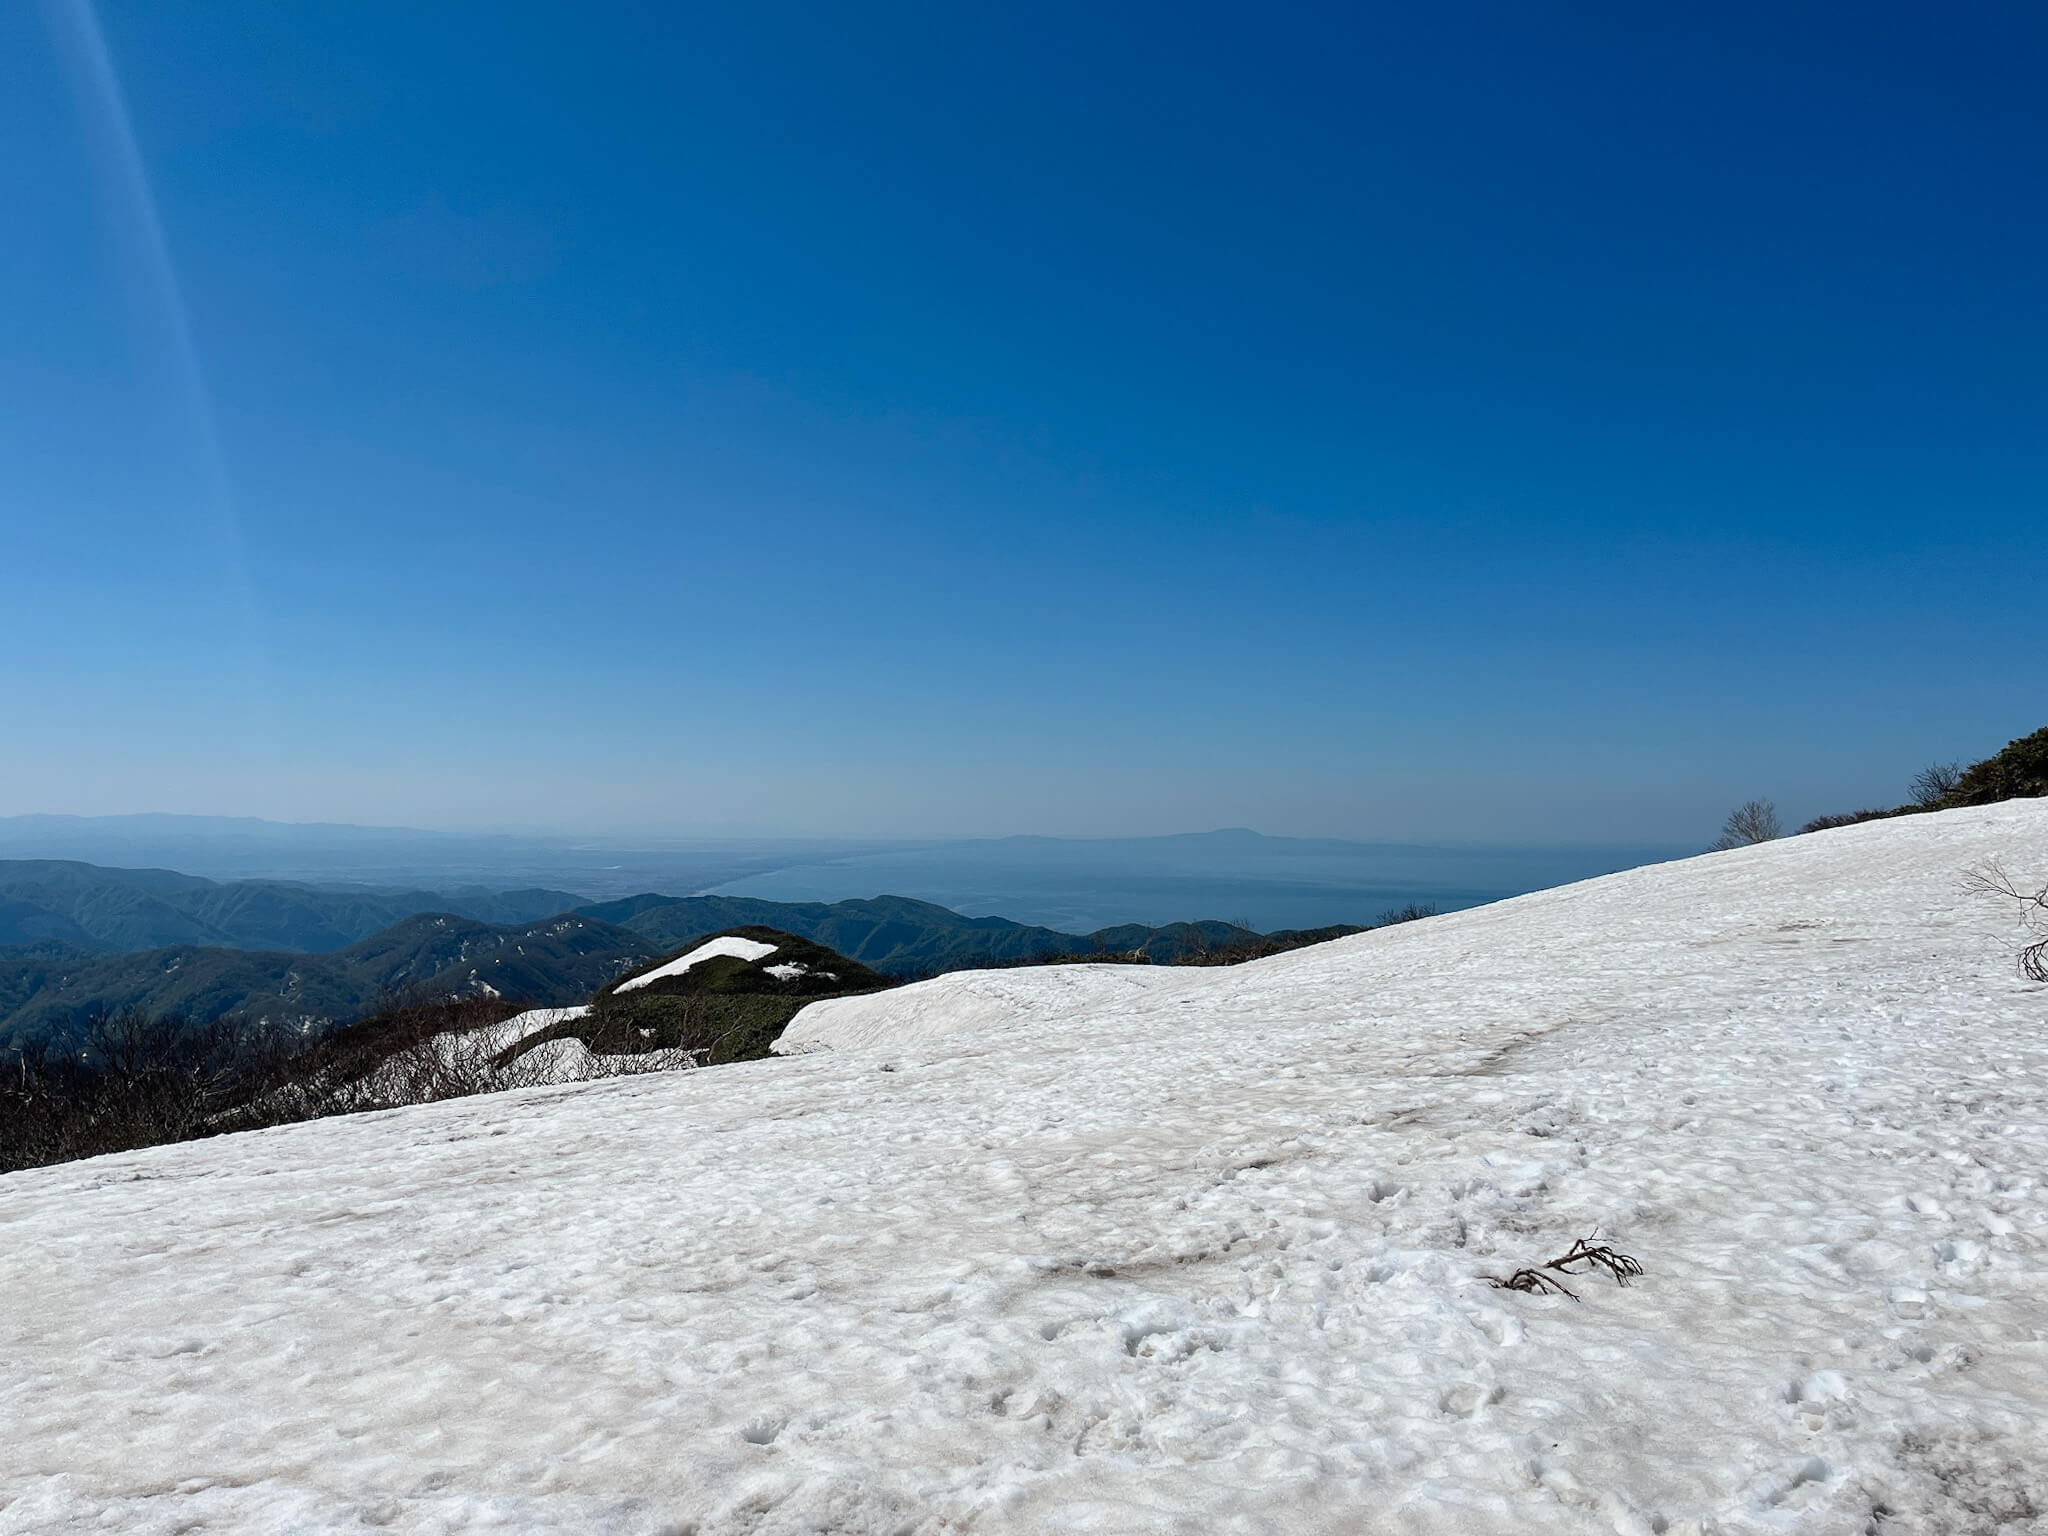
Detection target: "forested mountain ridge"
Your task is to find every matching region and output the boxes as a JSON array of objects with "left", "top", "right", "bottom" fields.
[
  {"left": 0, "top": 912, "right": 656, "bottom": 1047},
  {"left": 577, "top": 891, "right": 1355, "bottom": 973},
  {"left": 0, "top": 886, "right": 1362, "bottom": 1046}
]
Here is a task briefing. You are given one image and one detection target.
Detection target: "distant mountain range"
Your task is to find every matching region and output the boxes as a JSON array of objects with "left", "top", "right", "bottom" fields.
[
  {"left": 0, "top": 813, "right": 1689, "bottom": 926},
  {"left": 0, "top": 860, "right": 589, "bottom": 952},
  {"left": 0, "top": 815, "right": 904, "bottom": 900},
  {"left": 0, "top": 861, "right": 1355, "bottom": 1046}
]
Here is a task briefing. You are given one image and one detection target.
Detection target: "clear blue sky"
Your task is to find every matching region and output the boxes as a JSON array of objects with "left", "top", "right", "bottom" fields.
[{"left": 4, "top": 1, "right": 2041, "bottom": 842}]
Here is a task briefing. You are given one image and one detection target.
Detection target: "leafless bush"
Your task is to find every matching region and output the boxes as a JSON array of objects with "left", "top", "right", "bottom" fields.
[
  {"left": 1375, "top": 902, "right": 1439, "bottom": 927},
  {"left": 1711, "top": 798, "right": 1782, "bottom": 850},
  {"left": 573, "top": 1043, "right": 705, "bottom": 1078},
  {"left": 1, "top": 1012, "right": 306, "bottom": 1174},
  {"left": 1, "top": 992, "right": 708, "bottom": 1173},
  {"left": 1798, "top": 808, "right": 1895, "bottom": 834},
  {"left": 1963, "top": 860, "right": 2048, "bottom": 982},
  {"left": 1910, "top": 760, "right": 1964, "bottom": 809},
  {"left": 346, "top": 1002, "right": 703, "bottom": 1109},
  {"left": 364, "top": 1026, "right": 548, "bottom": 1105}
]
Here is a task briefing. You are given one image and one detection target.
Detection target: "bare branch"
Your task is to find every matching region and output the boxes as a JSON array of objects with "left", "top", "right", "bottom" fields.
[
  {"left": 1711, "top": 798, "right": 1782, "bottom": 851},
  {"left": 1909, "top": 760, "right": 1964, "bottom": 809},
  {"left": 1964, "top": 860, "right": 2048, "bottom": 983}
]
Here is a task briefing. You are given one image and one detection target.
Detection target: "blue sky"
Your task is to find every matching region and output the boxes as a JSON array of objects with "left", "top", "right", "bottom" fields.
[{"left": 3, "top": 1, "right": 2041, "bottom": 842}]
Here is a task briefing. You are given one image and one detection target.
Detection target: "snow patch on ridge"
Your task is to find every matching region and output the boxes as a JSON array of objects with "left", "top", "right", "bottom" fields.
[
  {"left": 497, "top": 1003, "right": 590, "bottom": 1041},
  {"left": 614, "top": 934, "right": 777, "bottom": 992}
]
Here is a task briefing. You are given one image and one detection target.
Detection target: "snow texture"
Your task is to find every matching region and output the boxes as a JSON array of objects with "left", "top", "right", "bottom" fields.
[
  {"left": 3, "top": 801, "right": 2047, "bottom": 1535},
  {"left": 513, "top": 1035, "right": 704, "bottom": 1083},
  {"left": 613, "top": 934, "right": 777, "bottom": 992},
  {"left": 764, "top": 962, "right": 833, "bottom": 982},
  {"left": 777, "top": 961, "right": 1182, "bottom": 1054},
  {"left": 493, "top": 1003, "right": 591, "bottom": 1043}
]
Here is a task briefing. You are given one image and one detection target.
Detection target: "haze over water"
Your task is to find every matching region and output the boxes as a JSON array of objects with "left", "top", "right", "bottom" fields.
[{"left": 709, "top": 831, "right": 1688, "bottom": 932}]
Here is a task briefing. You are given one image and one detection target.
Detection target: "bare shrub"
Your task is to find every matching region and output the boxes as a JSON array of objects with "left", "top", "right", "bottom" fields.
[
  {"left": 1798, "top": 809, "right": 1894, "bottom": 834},
  {"left": 1375, "top": 902, "right": 1439, "bottom": 927},
  {"left": 366, "top": 1025, "right": 545, "bottom": 1105},
  {"left": 1910, "top": 761, "right": 1964, "bottom": 808},
  {"left": 1711, "top": 798, "right": 1782, "bottom": 850},
  {"left": 568, "top": 1042, "right": 704, "bottom": 1079},
  {"left": 348, "top": 997, "right": 705, "bottom": 1108},
  {"left": 0, "top": 988, "right": 723, "bottom": 1173},
  {"left": 1963, "top": 861, "right": 2048, "bottom": 982},
  {"left": 1, "top": 1011, "right": 307, "bottom": 1174}
]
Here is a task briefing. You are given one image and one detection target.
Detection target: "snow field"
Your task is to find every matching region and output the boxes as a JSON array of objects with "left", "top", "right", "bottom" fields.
[
  {"left": 776, "top": 960, "right": 1182, "bottom": 1054},
  {"left": 472, "top": 1002, "right": 590, "bottom": 1049},
  {"left": 1, "top": 801, "right": 2045, "bottom": 1534}
]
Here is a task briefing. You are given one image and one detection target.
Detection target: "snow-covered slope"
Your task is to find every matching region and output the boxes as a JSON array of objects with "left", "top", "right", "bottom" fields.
[
  {"left": 776, "top": 960, "right": 1184, "bottom": 1053},
  {"left": 3, "top": 802, "right": 2046, "bottom": 1535}
]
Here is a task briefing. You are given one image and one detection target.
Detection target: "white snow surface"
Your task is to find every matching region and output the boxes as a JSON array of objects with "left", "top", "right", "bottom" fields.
[
  {"left": 5, "top": 802, "right": 2048, "bottom": 1535},
  {"left": 777, "top": 961, "right": 1184, "bottom": 1053},
  {"left": 613, "top": 934, "right": 778, "bottom": 992},
  {"left": 491, "top": 1002, "right": 592, "bottom": 1044}
]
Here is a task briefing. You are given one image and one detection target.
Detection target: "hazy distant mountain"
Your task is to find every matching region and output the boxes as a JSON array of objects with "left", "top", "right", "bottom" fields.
[
  {"left": 0, "top": 815, "right": 906, "bottom": 900},
  {"left": 0, "top": 860, "right": 588, "bottom": 953},
  {"left": 0, "top": 816, "right": 1689, "bottom": 929}
]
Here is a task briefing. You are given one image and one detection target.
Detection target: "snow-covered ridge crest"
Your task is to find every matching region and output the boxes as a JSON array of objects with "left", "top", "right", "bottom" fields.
[
  {"left": 2, "top": 800, "right": 2045, "bottom": 1534},
  {"left": 613, "top": 933, "right": 778, "bottom": 992}
]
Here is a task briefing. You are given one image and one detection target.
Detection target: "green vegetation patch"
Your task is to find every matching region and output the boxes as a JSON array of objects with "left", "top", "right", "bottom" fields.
[
  {"left": 506, "top": 927, "right": 906, "bottom": 1066},
  {"left": 1948, "top": 727, "right": 2048, "bottom": 807},
  {"left": 594, "top": 926, "right": 896, "bottom": 1003}
]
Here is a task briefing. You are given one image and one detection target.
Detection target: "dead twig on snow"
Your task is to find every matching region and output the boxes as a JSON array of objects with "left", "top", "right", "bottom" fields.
[
  {"left": 1487, "top": 1233, "right": 1643, "bottom": 1299},
  {"left": 1547, "top": 1236, "right": 1645, "bottom": 1286},
  {"left": 1490, "top": 1267, "right": 1579, "bottom": 1301}
]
